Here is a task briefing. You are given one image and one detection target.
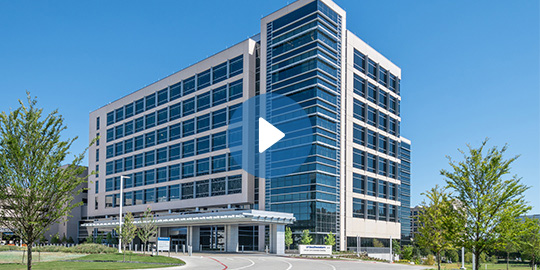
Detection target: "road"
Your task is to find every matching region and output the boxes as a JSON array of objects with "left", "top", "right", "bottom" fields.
[{"left": 152, "top": 253, "right": 431, "bottom": 270}]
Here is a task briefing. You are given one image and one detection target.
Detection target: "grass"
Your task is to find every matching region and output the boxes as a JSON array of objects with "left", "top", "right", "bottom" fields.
[
  {"left": 0, "top": 252, "right": 185, "bottom": 269},
  {"left": 430, "top": 262, "right": 532, "bottom": 270}
]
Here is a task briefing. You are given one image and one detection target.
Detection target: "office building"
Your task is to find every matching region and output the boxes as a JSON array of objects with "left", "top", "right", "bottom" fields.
[{"left": 84, "top": 0, "right": 411, "bottom": 253}]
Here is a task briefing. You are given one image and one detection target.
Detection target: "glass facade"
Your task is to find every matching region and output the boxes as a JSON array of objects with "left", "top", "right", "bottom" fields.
[{"left": 399, "top": 140, "right": 412, "bottom": 242}]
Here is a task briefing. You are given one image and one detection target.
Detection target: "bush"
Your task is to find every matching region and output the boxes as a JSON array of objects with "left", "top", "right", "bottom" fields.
[
  {"left": 445, "top": 249, "right": 459, "bottom": 263},
  {"left": 489, "top": 255, "right": 498, "bottom": 264},
  {"left": 35, "top": 243, "right": 117, "bottom": 254},
  {"left": 402, "top": 245, "right": 414, "bottom": 261},
  {"left": 424, "top": 254, "right": 435, "bottom": 265},
  {"left": 465, "top": 252, "right": 473, "bottom": 263},
  {"left": 0, "top": 245, "right": 24, "bottom": 251}
]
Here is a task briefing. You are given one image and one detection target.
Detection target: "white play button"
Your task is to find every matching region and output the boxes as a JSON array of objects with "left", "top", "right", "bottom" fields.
[{"left": 258, "top": 117, "right": 285, "bottom": 153}]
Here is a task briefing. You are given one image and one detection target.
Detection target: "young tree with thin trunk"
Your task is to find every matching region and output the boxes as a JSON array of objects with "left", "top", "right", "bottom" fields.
[
  {"left": 0, "top": 94, "right": 92, "bottom": 270},
  {"left": 117, "top": 212, "right": 137, "bottom": 262},
  {"left": 324, "top": 232, "right": 336, "bottom": 250},
  {"left": 284, "top": 227, "right": 293, "bottom": 250},
  {"left": 441, "top": 139, "right": 531, "bottom": 270},
  {"left": 520, "top": 217, "right": 540, "bottom": 270},
  {"left": 300, "top": 229, "right": 312, "bottom": 245},
  {"left": 415, "top": 185, "right": 458, "bottom": 270},
  {"left": 138, "top": 206, "right": 157, "bottom": 254}
]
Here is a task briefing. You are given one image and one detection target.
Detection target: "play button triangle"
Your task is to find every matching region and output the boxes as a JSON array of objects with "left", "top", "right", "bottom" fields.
[{"left": 258, "top": 117, "right": 285, "bottom": 153}]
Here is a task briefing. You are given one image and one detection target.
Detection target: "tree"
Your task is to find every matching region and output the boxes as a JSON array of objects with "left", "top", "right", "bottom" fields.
[
  {"left": 61, "top": 234, "right": 67, "bottom": 244},
  {"left": 324, "top": 232, "right": 335, "bottom": 248},
  {"left": 392, "top": 239, "right": 401, "bottom": 258},
  {"left": 50, "top": 233, "right": 60, "bottom": 244},
  {"left": 299, "top": 229, "right": 312, "bottom": 245},
  {"left": 441, "top": 140, "right": 531, "bottom": 270},
  {"left": 96, "top": 234, "right": 104, "bottom": 244},
  {"left": 85, "top": 235, "right": 93, "bottom": 244},
  {"left": 520, "top": 218, "right": 540, "bottom": 269},
  {"left": 284, "top": 227, "right": 293, "bottom": 250},
  {"left": 498, "top": 217, "right": 525, "bottom": 270},
  {"left": 402, "top": 245, "right": 414, "bottom": 261},
  {"left": 373, "top": 239, "right": 384, "bottom": 248},
  {"left": 138, "top": 206, "right": 157, "bottom": 254},
  {"left": 415, "top": 185, "right": 457, "bottom": 270},
  {"left": 117, "top": 212, "right": 137, "bottom": 262},
  {"left": 0, "top": 94, "right": 91, "bottom": 270},
  {"left": 67, "top": 237, "right": 74, "bottom": 244}
]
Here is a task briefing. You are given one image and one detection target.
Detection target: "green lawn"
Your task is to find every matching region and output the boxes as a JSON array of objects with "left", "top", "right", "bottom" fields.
[
  {"left": 435, "top": 262, "right": 532, "bottom": 270},
  {"left": 0, "top": 252, "right": 185, "bottom": 269}
]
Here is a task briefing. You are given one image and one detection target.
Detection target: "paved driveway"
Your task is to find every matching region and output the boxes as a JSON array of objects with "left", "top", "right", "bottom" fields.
[{"left": 153, "top": 253, "right": 431, "bottom": 270}]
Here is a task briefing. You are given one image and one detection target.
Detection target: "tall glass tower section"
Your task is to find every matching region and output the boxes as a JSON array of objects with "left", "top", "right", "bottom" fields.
[
  {"left": 399, "top": 139, "right": 411, "bottom": 243},
  {"left": 262, "top": 0, "right": 343, "bottom": 244}
]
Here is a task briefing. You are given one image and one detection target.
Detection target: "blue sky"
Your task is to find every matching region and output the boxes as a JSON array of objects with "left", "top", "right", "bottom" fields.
[{"left": 0, "top": 0, "right": 538, "bottom": 213}]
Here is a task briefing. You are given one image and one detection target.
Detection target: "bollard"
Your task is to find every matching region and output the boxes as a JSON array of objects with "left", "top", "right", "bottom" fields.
[
  {"left": 188, "top": 245, "right": 192, "bottom": 256},
  {"left": 135, "top": 244, "right": 138, "bottom": 252},
  {"left": 175, "top": 245, "right": 178, "bottom": 254},
  {"left": 200, "top": 244, "right": 202, "bottom": 252},
  {"left": 182, "top": 244, "right": 185, "bottom": 254},
  {"left": 242, "top": 245, "right": 244, "bottom": 253},
  {"left": 265, "top": 245, "right": 269, "bottom": 254}
]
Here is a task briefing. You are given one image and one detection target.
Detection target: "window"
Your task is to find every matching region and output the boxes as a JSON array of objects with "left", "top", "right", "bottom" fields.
[
  {"left": 353, "top": 99, "right": 365, "bottom": 121},
  {"left": 145, "top": 188, "right": 155, "bottom": 203},
  {"left": 389, "top": 183, "right": 397, "bottom": 200},
  {"left": 124, "top": 173, "right": 133, "bottom": 189},
  {"left": 228, "top": 152, "right": 241, "bottom": 171},
  {"left": 169, "top": 184, "right": 180, "bottom": 201},
  {"left": 389, "top": 205, "right": 397, "bottom": 222},
  {"left": 96, "top": 117, "right": 101, "bottom": 130},
  {"left": 169, "top": 143, "right": 180, "bottom": 161},
  {"left": 115, "top": 159, "right": 123, "bottom": 173},
  {"left": 389, "top": 96, "right": 397, "bottom": 115},
  {"left": 107, "top": 111, "right": 114, "bottom": 126},
  {"left": 145, "top": 93, "right": 156, "bottom": 110},
  {"left": 212, "top": 62, "right": 227, "bottom": 84},
  {"left": 367, "top": 130, "right": 376, "bottom": 150},
  {"left": 124, "top": 138, "right": 133, "bottom": 154},
  {"left": 228, "top": 127, "right": 242, "bottom": 147},
  {"left": 125, "top": 103, "right": 134, "bottom": 118},
  {"left": 195, "top": 180, "right": 209, "bottom": 198},
  {"left": 228, "top": 79, "right": 243, "bottom": 100},
  {"left": 169, "top": 164, "right": 180, "bottom": 181},
  {"left": 378, "top": 158, "right": 387, "bottom": 176},
  {"left": 212, "top": 108, "right": 227, "bottom": 129},
  {"left": 353, "top": 148, "right": 364, "bottom": 170},
  {"left": 353, "top": 74, "right": 365, "bottom": 97},
  {"left": 157, "top": 108, "right": 168, "bottom": 125},
  {"left": 367, "top": 83, "right": 377, "bottom": 104},
  {"left": 182, "top": 182, "right": 194, "bottom": 199},
  {"left": 353, "top": 198, "right": 365, "bottom": 218},
  {"left": 115, "top": 142, "right": 123, "bottom": 156},
  {"left": 353, "top": 124, "right": 364, "bottom": 145},
  {"left": 170, "top": 82, "right": 181, "bottom": 101},
  {"left": 367, "top": 153, "right": 376, "bottom": 173},
  {"left": 182, "top": 161, "right": 194, "bottom": 178},
  {"left": 124, "top": 156, "right": 133, "bottom": 171},
  {"left": 105, "top": 195, "right": 113, "bottom": 208},
  {"left": 134, "top": 172, "right": 143, "bottom": 187},
  {"left": 135, "top": 98, "right": 144, "bottom": 115},
  {"left": 212, "top": 131, "right": 226, "bottom": 151},
  {"left": 228, "top": 103, "right": 241, "bottom": 123},
  {"left": 115, "top": 107, "right": 124, "bottom": 122},
  {"left": 134, "top": 135, "right": 144, "bottom": 151},
  {"left": 389, "top": 73, "right": 398, "bottom": 93},
  {"left": 378, "top": 136, "right": 387, "bottom": 154},
  {"left": 124, "top": 192, "right": 133, "bottom": 206},
  {"left": 367, "top": 201, "right": 376, "bottom": 220},
  {"left": 229, "top": 55, "right": 243, "bottom": 77},
  {"left": 145, "top": 150, "right": 155, "bottom": 166},
  {"left": 183, "top": 97, "right": 195, "bottom": 117},
  {"left": 105, "top": 178, "right": 113, "bottom": 192},
  {"left": 135, "top": 117, "right": 144, "bottom": 133},
  {"left": 352, "top": 173, "right": 365, "bottom": 194},
  {"left": 95, "top": 148, "right": 100, "bottom": 162},
  {"left": 169, "top": 103, "right": 181, "bottom": 121},
  {"left": 197, "top": 92, "right": 211, "bottom": 112},
  {"left": 378, "top": 66, "right": 388, "bottom": 87},
  {"left": 106, "top": 162, "right": 113, "bottom": 175},
  {"left": 169, "top": 123, "right": 181, "bottom": 141},
  {"left": 211, "top": 177, "right": 226, "bottom": 196},
  {"left": 182, "top": 140, "right": 194, "bottom": 158},
  {"left": 367, "top": 106, "right": 376, "bottom": 127},
  {"left": 378, "top": 203, "right": 387, "bottom": 221},
  {"left": 378, "top": 180, "right": 387, "bottom": 198},
  {"left": 156, "top": 167, "right": 167, "bottom": 183},
  {"left": 353, "top": 49, "right": 366, "bottom": 73},
  {"left": 197, "top": 114, "right": 210, "bottom": 133},
  {"left": 95, "top": 180, "right": 99, "bottom": 194},
  {"left": 182, "top": 119, "right": 195, "bottom": 137},
  {"left": 212, "top": 85, "right": 227, "bottom": 106},
  {"left": 378, "top": 91, "right": 388, "bottom": 109},
  {"left": 389, "top": 118, "right": 397, "bottom": 136},
  {"left": 157, "top": 88, "right": 168, "bottom": 106},
  {"left": 106, "top": 128, "right": 114, "bottom": 142},
  {"left": 378, "top": 114, "right": 387, "bottom": 131},
  {"left": 145, "top": 113, "right": 156, "bottom": 129},
  {"left": 389, "top": 139, "right": 397, "bottom": 157},
  {"left": 145, "top": 169, "right": 155, "bottom": 185},
  {"left": 197, "top": 69, "right": 211, "bottom": 90},
  {"left": 197, "top": 136, "right": 210, "bottom": 155},
  {"left": 183, "top": 76, "right": 195, "bottom": 95},
  {"left": 368, "top": 59, "right": 377, "bottom": 80},
  {"left": 134, "top": 190, "right": 143, "bottom": 205},
  {"left": 124, "top": 121, "right": 133, "bottom": 136},
  {"left": 212, "top": 154, "right": 226, "bottom": 173},
  {"left": 156, "top": 147, "right": 167, "bottom": 164},
  {"left": 134, "top": 153, "right": 143, "bottom": 169},
  {"left": 115, "top": 125, "right": 123, "bottom": 140},
  {"left": 227, "top": 175, "right": 242, "bottom": 194},
  {"left": 157, "top": 186, "right": 167, "bottom": 202},
  {"left": 157, "top": 127, "right": 168, "bottom": 144},
  {"left": 145, "top": 131, "right": 156, "bottom": 147},
  {"left": 96, "top": 133, "right": 100, "bottom": 146},
  {"left": 367, "top": 177, "right": 376, "bottom": 196},
  {"left": 196, "top": 158, "right": 210, "bottom": 176}
]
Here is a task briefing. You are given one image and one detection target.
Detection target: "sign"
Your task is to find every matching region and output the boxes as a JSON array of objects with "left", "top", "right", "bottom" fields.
[
  {"left": 157, "top": 237, "right": 170, "bottom": 252},
  {"left": 299, "top": 245, "right": 332, "bottom": 255}
]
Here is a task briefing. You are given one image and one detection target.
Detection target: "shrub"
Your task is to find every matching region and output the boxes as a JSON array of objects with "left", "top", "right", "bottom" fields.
[
  {"left": 489, "top": 255, "right": 498, "bottom": 264},
  {"left": 0, "top": 245, "right": 24, "bottom": 251},
  {"left": 402, "top": 245, "right": 414, "bottom": 261},
  {"left": 424, "top": 254, "right": 435, "bottom": 265},
  {"left": 465, "top": 252, "right": 473, "bottom": 263},
  {"left": 35, "top": 243, "right": 117, "bottom": 254}
]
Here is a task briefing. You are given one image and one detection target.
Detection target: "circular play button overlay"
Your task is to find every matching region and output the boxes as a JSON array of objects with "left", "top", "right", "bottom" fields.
[{"left": 227, "top": 93, "right": 313, "bottom": 178}]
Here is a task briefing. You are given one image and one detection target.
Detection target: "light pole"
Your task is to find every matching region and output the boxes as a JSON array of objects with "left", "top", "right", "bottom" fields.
[
  {"left": 118, "top": 175, "right": 130, "bottom": 253},
  {"left": 460, "top": 246, "right": 466, "bottom": 269}
]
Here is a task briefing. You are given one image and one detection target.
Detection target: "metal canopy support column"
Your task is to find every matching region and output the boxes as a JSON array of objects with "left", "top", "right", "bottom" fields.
[
  {"left": 187, "top": 226, "right": 200, "bottom": 252},
  {"left": 225, "top": 224, "right": 239, "bottom": 252}
]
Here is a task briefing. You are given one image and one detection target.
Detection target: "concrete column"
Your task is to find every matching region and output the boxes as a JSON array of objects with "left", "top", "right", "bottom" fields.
[
  {"left": 258, "top": 225, "right": 266, "bottom": 252},
  {"left": 269, "top": 224, "right": 285, "bottom": 255},
  {"left": 187, "top": 226, "right": 200, "bottom": 252},
  {"left": 225, "top": 224, "right": 239, "bottom": 252}
]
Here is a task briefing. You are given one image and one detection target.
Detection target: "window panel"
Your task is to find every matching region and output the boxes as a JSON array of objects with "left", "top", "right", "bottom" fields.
[
  {"left": 145, "top": 93, "right": 156, "bottom": 110},
  {"left": 182, "top": 119, "right": 195, "bottom": 137},
  {"left": 157, "top": 88, "right": 168, "bottom": 106},
  {"left": 169, "top": 123, "right": 181, "bottom": 141},
  {"left": 169, "top": 103, "right": 181, "bottom": 121},
  {"left": 135, "top": 98, "right": 144, "bottom": 115},
  {"left": 197, "top": 136, "right": 210, "bottom": 155},
  {"left": 157, "top": 127, "right": 168, "bottom": 144},
  {"left": 197, "top": 114, "right": 210, "bottom": 133},
  {"left": 157, "top": 108, "right": 168, "bottom": 125}
]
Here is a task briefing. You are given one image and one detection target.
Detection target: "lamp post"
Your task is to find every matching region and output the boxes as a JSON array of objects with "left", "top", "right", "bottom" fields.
[{"left": 118, "top": 175, "right": 130, "bottom": 253}]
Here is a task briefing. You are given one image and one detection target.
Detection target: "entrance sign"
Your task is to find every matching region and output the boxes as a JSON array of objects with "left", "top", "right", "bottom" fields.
[
  {"left": 299, "top": 245, "right": 332, "bottom": 255},
  {"left": 157, "top": 237, "right": 170, "bottom": 252}
]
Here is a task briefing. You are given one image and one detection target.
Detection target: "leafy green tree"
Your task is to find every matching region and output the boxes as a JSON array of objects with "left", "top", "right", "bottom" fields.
[
  {"left": 445, "top": 249, "right": 459, "bottom": 263},
  {"left": 106, "top": 232, "right": 114, "bottom": 245},
  {"left": 85, "top": 235, "right": 93, "bottom": 244},
  {"left": 96, "top": 234, "right": 104, "bottom": 244},
  {"left": 441, "top": 140, "right": 531, "bottom": 270},
  {"left": 324, "top": 232, "right": 335, "bottom": 248},
  {"left": 498, "top": 217, "right": 525, "bottom": 270},
  {"left": 117, "top": 212, "right": 137, "bottom": 262},
  {"left": 67, "top": 237, "right": 74, "bottom": 244},
  {"left": 392, "top": 239, "right": 401, "bottom": 257},
  {"left": 520, "top": 218, "right": 540, "bottom": 269},
  {"left": 373, "top": 239, "right": 384, "bottom": 248},
  {"left": 61, "top": 234, "right": 67, "bottom": 244},
  {"left": 138, "top": 206, "right": 157, "bottom": 254},
  {"left": 0, "top": 94, "right": 92, "bottom": 270},
  {"left": 402, "top": 245, "right": 414, "bottom": 261},
  {"left": 299, "top": 229, "right": 312, "bottom": 245},
  {"left": 284, "top": 227, "right": 293, "bottom": 250},
  {"left": 50, "top": 233, "right": 60, "bottom": 244},
  {"left": 415, "top": 185, "right": 458, "bottom": 270}
]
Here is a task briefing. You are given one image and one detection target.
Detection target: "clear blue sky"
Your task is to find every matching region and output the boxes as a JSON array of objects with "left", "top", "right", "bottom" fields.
[{"left": 0, "top": 0, "right": 538, "bottom": 213}]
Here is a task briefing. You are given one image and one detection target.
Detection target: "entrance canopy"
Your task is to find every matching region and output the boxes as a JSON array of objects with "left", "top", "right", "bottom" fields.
[{"left": 82, "top": 209, "right": 295, "bottom": 228}]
